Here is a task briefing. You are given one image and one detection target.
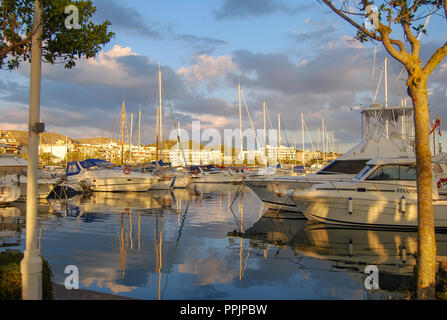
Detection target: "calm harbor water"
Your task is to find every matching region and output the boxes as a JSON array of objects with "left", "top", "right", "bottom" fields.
[{"left": 2, "top": 183, "right": 443, "bottom": 300}]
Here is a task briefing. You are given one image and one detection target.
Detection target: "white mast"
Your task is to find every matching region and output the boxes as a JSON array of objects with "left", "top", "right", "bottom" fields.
[
  {"left": 263, "top": 101, "right": 266, "bottom": 149},
  {"left": 138, "top": 106, "right": 141, "bottom": 163},
  {"left": 317, "top": 127, "right": 320, "bottom": 157},
  {"left": 159, "top": 63, "right": 163, "bottom": 160},
  {"left": 301, "top": 112, "right": 305, "bottom": 167},
  {"left": 278, "top": 113, "right": 281, "bottom": 147},
  {"left": 263, "top": 100, "right": 267, "bottom": 166},
  {"left": 384, "top": 57, "right": 389, "bottom": 139},
  {"left": 238, "top": 82, "right": 243, "bottom": 164},
  {"left": 322, "top": 116, "right": 325, "bottom": 163},
  {"left": 130, "top": 112, "right": 133, "bottom": 163}
]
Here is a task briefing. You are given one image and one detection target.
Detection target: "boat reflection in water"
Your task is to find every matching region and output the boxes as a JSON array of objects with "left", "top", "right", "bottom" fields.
[
  {"left": 237, "top": 209, "right": 447, "bottom": 298},
  {"left": 0, "top": 206, "right": 23, "bottom": 247},
  {"left": 49, "top": 189, "right": 194, "bottom": 217},
  {"left": 3, "top": 187, "right": 440, "bottom": 300}
]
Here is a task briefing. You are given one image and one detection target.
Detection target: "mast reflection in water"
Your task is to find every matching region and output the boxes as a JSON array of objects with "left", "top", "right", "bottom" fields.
[{"left": 2, "top": 185, "right": 443, "bottom": 299}]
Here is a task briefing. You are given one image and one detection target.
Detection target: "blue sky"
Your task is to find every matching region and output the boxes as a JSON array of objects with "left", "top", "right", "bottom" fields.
[{"left": 0, "top": 0, "right": 446, "bottom": 152}]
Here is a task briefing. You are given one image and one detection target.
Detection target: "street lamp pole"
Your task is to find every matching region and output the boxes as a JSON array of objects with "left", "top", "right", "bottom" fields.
[{"left": 21, "top": 0, "right": 43, "bottom": 300}]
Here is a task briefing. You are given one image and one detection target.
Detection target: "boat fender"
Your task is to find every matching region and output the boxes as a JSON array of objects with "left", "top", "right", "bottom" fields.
[
  {"left": 400, "top": 244, "right": 407, "bottom": 264},
  {"left": 347, "top": 197, "right": 353, "bottom": 215},
  {"left": 400, "top": 196, "right": 406, "bottom": 214},
  {"left": 347, "top": 239, "right": 353, "bottom": 257},
  {"left": 123, "top": 167, "right": 131, "bottom": 175},
  {"left": 437, "top": 178, "right": 447, "bottom": 189},
  {"left": 170, "top": 176, "right": 176, "bottom": 189},
  {"left": 275, "top": 191, "right": 287, "bottom": 197}
]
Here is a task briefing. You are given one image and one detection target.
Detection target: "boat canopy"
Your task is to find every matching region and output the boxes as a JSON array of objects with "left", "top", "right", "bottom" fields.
[
  {"left": 317, "top": 159, "right": 370, "bottom": 175},
  {"left": 366, "top": 157, "right": 416, "bottom": 166},
  {"left": 66, "top": 159, "right": 114, "bottom": 176},
  {"left": 79, "top": 159, "right": 114, "bottom": 169}
]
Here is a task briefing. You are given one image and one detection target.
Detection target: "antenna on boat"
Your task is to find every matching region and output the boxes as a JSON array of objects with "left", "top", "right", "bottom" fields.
[
  {"left": 130, "top": 112, "right": 134, "bottom": 163},
  {"left": 138, "top": 105, "right": 141, "bottom": 163},
  {"left": 121, "top": 99, "right": 126, "bottom": 166},
  {"left": 263, "top": 100, "right": 267, "bottom": 166},
  {"left": 301, "top": 112, "right": 305, "bottom": 168},
  {"left": 158, "top": 62, "right": 163, "bottom": 162},
  {"left": 238, "top": 81, "right": 243, "bottom": 166}
]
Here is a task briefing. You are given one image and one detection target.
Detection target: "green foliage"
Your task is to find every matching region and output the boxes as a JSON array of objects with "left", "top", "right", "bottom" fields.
[
  {"left": 39, "top": 151, "right": 57, "bottom": 166},
  {"left": 436, "top": 261, "right": 447, "bottom": 299},
  {"left": 66, "top": 150, "right": 81, "bottom": 162},
  {"left": 0, "top": 0, "right": 114, "bottom": 70},
  {"left": 0, "top": 250, "right": 53, "bottom": 300},
  {"left": 348, "top": 0, "right": 444, "bottom": 43}
]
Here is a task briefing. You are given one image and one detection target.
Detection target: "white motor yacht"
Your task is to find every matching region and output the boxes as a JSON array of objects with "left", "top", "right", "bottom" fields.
[
  {"left": 148, "top": 168, "right": 191, "bottom": 190},
  {"left": 0, "top": 154, "right": 59, "bottom": 199},
  {"left": 0, "top": 177, "right": 21, "bottom": 204},
  {"left": 66, "top": 159, "right": 159, "bottom": 192},
  {"left": 245, "top": 104, "right": 416, "bottom": 213},
  {"left": 288, "top": 157, "right": 447, "bottom": 230},
  {"left": 190, "top": 165, "right": 245, "bottom": 184}
]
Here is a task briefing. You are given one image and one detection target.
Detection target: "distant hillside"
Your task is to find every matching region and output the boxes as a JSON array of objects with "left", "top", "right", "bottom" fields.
[
  {"left": 146, "top": 139, "right": 241, "bottom": 153},
  {"left": 146, "top": 139, "right": 205, "bottom": 150},
  {"left": 4, "top": 130, "right": 241, "bottom": 152},
  {"left": 8, "top": 130, "right": 75, "bottom": 146},
  {"left": 76, "top": 137, "right": 120, "bottom": 145},
  {"left": 6, "top": 130, "right": 120, "bottom": 146}
]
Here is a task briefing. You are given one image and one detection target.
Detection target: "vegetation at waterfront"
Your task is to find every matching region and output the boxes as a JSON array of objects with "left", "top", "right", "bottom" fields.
[
  {"left": 0, "top": 250, "right": 53, "bottom": 300},
  {"left": 0, "top": 0, "right": 114, "bottom": 70}
]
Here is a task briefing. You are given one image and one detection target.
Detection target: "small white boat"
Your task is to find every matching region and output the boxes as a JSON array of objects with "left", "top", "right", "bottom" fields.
[
  {"left": 190, "top": 165, "right": 244, "bottom": 184},
  {"left": 0, "top": 154, "right": 59, "bottom": 199},
  {"left": 66, "top": 159, "right": 159, "bottom": 192},
  {"left": 288, "top": 157, "right": 447, "bottom": 230},
  {"left": 149, "top": 168, "right": 191, "bottom": 190},
  {"left": 0, "top": 178, "right": 21, "bottom": 204}
]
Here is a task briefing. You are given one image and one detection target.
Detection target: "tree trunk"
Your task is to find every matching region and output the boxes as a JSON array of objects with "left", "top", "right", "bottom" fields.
[{"left": 409, "top": 76, "right": 437, "bottom": 299}]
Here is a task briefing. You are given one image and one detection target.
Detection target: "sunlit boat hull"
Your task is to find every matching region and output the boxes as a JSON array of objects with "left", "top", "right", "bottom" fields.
[
  {"left": 150, "top": 174, "right": 191, "bottom": 190},
  {"left": 0, "top": 183, "right": 21, "bottom": 204},
  {"left": 19, "top": 178, "right": 58, "bottom": 200},
  {"left": 289, "top": 189, "right": 447, "bottom": 230},
  {"left": 173, "top": 175, "right": 191, "bottom": 188},
  {"left": 89, "top": 176, "right": 158, "bottom": 192},
  {"left": 191, "top": 172, "right": 244, "bottom": 184},
  {"left": 245, "top": 175, "right": 354, "bottom": 213},
  {"left": 149, "top": 177, "right": 176, "bottom": 190}
]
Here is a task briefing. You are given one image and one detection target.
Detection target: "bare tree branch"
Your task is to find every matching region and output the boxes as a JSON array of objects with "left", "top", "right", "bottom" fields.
[
  {"left": 423, "top": 41, "right": 447, "bottom": 76},
  {"left": 320, "top": 0, "right": 409, "bottom": 64},
  {"left": 401, "top": 1, "right": 421, "bottom": 57}
]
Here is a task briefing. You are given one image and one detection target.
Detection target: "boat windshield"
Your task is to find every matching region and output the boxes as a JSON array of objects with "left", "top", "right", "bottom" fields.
[
  {"left": 365, "top": 164, "right": 417, "bottom": 181},
  {"left": 354, "top": 165, "right": 373, "bottom": 180},
  {"left": 317, "top": 160, "right": 370, "bottom": 175},
  {"left": 80, "top": 159, "right": 114, "bottom": 169}
]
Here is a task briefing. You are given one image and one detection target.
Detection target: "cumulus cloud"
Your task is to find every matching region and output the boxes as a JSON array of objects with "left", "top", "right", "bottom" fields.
[
  {"left": 214, "top": 0, "right": 311, "bottom": 20},
  {"left": 93, "top": 0, "right": 167, "bottom": 38},
  {"left": 178, "top": 54, "right": 238, "bottom": 88},
  {"left": 175, "top": 34, "right": 228, "bottom": 55}
]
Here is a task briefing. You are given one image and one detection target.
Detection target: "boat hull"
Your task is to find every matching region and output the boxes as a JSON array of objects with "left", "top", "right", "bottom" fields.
[
  {"left": 0, "top": 184, "right": 21, "bottom": 204},
  {"left": 245, "top": 175, "right": 354, "bottom": 213},
  {"left": 191, "top": 173, "right": 243, "bottom": 184},
  {"left": 19, "top": 179, "right": 57, "bottom": 199},
  {"left": 290, "top": 190, "right": 447, "bottom": 230},
  {"left": 90, "top": 177, "right": 158, "bottom": 192},
  {"left": 150, "top": 177, "right": 176, "bottom": 190}
]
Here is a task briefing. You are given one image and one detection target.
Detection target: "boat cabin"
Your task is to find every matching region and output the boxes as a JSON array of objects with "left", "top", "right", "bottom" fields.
[{"left": 66, "top": 159, "right": 115, "bottom": 176}]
